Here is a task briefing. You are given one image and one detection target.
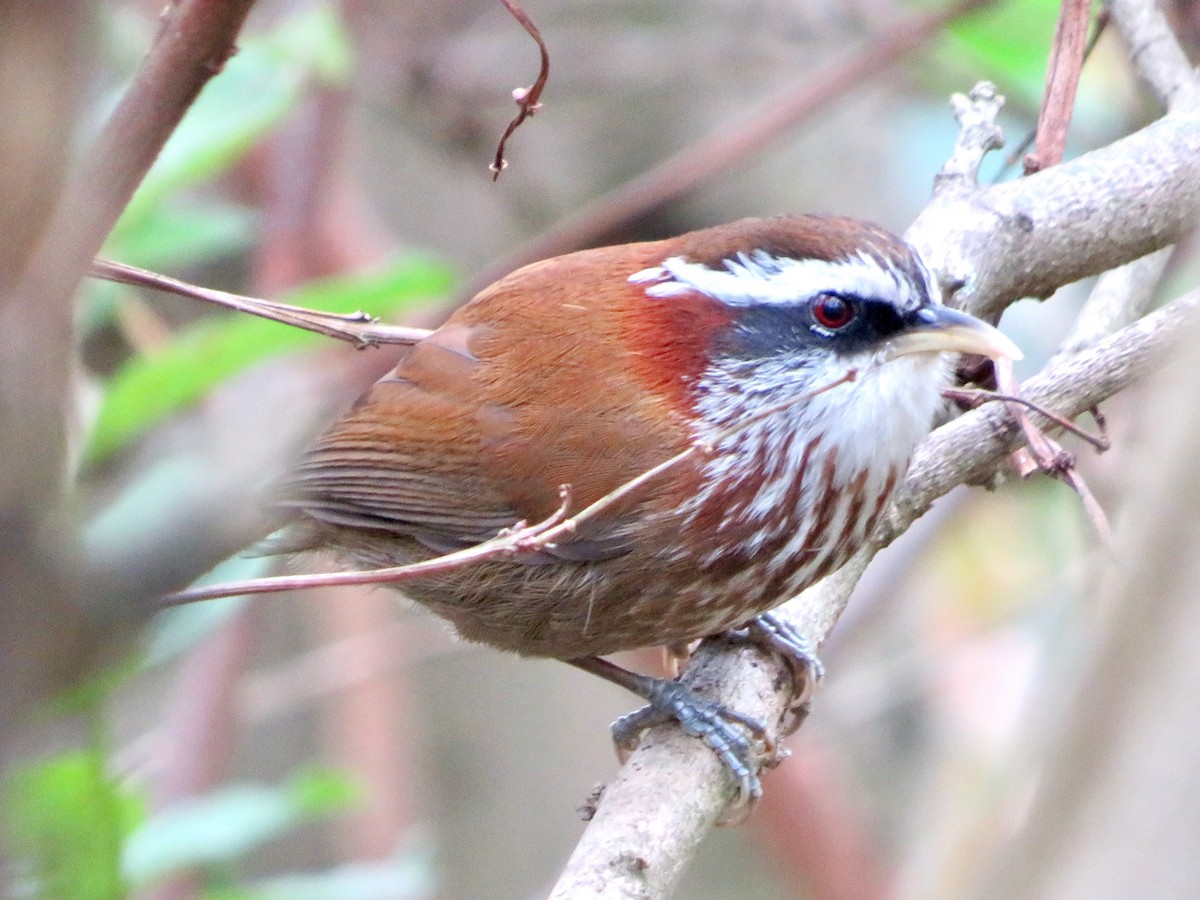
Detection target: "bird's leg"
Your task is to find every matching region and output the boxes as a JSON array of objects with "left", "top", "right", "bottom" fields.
[
  {"left": 722, "top": 612, "right": 824, "bottom": 733},
  {"left": 568, "top": 655, "right": 771, "bottom": 804}
]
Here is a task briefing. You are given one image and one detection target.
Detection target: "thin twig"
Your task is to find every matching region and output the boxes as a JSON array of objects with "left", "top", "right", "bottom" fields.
[
  {"left": 941, "top": 387, "right": 1110, "bottom": 451},
  {"left": 88, "top": 258, "right": 431, "bottom": 347},
  {"left": 988, "top": 357, "right": 1114, "bottom": 543},
  {"left": 996, "top": 9, "right": 1109, "bottom": 180},
  {"left": 489, "top": 0, "right": 550, "bottom": 180},
  {"left": 1025, "top": 0, "right": 1098, "bottom": 174}
]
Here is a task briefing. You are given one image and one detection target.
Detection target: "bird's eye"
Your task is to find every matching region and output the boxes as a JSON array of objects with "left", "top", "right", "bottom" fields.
[{"left": 811, "top": 294, "right": 857, "bottom": 330}]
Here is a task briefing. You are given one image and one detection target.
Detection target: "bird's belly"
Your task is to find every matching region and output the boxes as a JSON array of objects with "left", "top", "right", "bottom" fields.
[
  {"left": 394, "top": 539, "right": 841, "bottom": 658},
  {"left": 317, "top": 450, "right": 898, "bottom": 658}
]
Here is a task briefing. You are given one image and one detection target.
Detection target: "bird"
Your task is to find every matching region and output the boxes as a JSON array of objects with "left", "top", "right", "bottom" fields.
[{"left": 276, "top": 214, "right": 1019, "bottom": 799}]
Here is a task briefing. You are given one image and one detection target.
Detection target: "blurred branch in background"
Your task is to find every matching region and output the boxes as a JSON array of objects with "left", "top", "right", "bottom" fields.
[
  {"left": 0, "top": 0, "right": 257, "bottom": 744},
  {"left": 0, "top": 0, "right": 89, "bottom": 749}
]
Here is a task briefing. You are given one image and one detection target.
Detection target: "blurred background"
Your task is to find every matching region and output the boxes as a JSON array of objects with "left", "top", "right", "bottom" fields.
[{"left": 2, "top": 0, "right": 1200, "bottom": 897}]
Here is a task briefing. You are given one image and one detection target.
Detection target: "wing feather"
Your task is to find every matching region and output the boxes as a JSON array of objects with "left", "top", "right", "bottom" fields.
[{"left": 280, "top": 242, "right": 699, "bottom": 562}]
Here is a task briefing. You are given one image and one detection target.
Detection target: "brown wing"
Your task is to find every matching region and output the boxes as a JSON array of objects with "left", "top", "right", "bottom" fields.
[
  {"left": 280, "top": 241, "right": 701, "bottom": 561},
  {"left": 282, "top": 323, "right": 522, "bottom": 551}
]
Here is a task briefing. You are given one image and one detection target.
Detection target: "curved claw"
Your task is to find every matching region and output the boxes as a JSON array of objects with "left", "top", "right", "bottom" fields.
[
  {"left": 725, "top": 612, "right": 824, "bottom": 713},
  {"left": 610, "top": 678, "right": 770, "bottom": 808}
]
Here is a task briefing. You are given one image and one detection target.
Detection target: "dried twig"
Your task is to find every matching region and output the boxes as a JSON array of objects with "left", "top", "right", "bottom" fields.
[
  {"left": 88, "top": 258, "right": 431, "bottom": 348},
  {"left": 941, "top": 386, "right": 1110, "bottom": 452},
  {"left": 1025, "top": 0, "right": 1096, "bottom": 174},
  {"left": 489, "top": 0, "right": 550, "bottom": 180},
  {"left": 997, "top": 9, "right": 1109, "bottom": 179}
]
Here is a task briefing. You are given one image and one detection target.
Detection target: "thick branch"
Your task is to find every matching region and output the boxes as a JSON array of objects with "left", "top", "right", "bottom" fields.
[
  {"left": 0, "top": 0, "right": 258, "bottom": 511},
  {"left": 555, "top": 285, "right": 1200, "bottom": 899},
  {"left": 1108, "top": 0, "right": 1200, "bottom": 109},
  {"left": 908, "top": 104, "right": 1200, "bottom": 322},
  {"left": 0, "top": 0, "right": 259, "bottom": 737}
]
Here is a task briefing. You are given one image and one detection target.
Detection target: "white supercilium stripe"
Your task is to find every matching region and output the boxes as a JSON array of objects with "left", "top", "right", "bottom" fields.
[{"left": 629, "top": 251, "right": 924, "bottom": 313}]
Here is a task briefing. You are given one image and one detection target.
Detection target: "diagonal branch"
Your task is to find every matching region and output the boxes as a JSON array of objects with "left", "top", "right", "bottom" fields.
[
  {"left": 0, "top": 0, "right": 259, "bottom": 512},
  {"left": 0, "top": 0, "right": 261, "bottom": 738},
  {"left": 553, "top": 282, "right": 1200, "bottom": 898},
  {"left": 556, "top": 11, "right": 1200, "bottom": 881},
  {"left": 465, "top": 0, "right": 995, "bottom": 298}
]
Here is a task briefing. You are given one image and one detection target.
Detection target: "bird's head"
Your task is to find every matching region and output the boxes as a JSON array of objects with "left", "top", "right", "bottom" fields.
[{"left": 626, "top": 215, "right": 1018, "bottom": 459}]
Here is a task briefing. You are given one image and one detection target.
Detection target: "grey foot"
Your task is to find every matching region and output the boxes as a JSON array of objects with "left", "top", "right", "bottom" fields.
[{"left": 611, "top": 676, "right": 770, "bottom": 805}]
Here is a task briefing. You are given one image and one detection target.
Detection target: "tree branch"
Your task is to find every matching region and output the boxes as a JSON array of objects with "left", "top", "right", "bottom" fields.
[
  {"left": 908, "top": 98, "right": 1200, "bottom": 323},
  {"left": 0, "top": 0, "right": 259, "bottom": 512},
  {"left": 0, "top": 0, "right": 260, "bottom": 735},
  {"left": 555, "top": 282, "right": 1200, "bottom": 899},
  {"left": 1108, "top": 0, "right": 1200, "bottom": 110},
  {"left": 555, "top": 38, "right": 1200, "bottom": 888}
]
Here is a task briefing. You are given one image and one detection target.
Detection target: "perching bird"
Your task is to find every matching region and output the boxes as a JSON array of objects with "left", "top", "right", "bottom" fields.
[{"left": 276, "top": 215, "right": 1019, "bottom": 797}]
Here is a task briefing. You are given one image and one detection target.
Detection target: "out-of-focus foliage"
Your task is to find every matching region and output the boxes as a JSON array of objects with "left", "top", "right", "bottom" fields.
[
  {"left": 101, "top": 3, "right": 353, "bottom": 274},
  {"left": 77, "top": 1, "right": 456, "bottom": 470},
  {"left": 935, "top": 0, "right": 1066, "bottom": 105},
  {"left": 4, "top": 754, "right": 370, "bottom": 899},
  {"left": 122, "top": 768, "right": 358, "bottom": 888},
  {"left": 206, "top": 838, "right": 437, "bottom": 900},
  {"left": 6, "top": 747, "right": 144, "bottom": 900}
]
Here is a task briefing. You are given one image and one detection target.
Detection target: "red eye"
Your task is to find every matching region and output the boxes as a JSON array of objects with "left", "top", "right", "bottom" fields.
[{"left": 812, "top": 294, "right": 856, "bottom": 330}]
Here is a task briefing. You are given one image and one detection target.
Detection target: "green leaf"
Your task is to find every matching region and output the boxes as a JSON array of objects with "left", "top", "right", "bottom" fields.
[
  {"left": 108, "top": 3, "right": 353, "bottom": 246},
  {"left": 932, "top": 0, "right": 1066, "bottom": 104},
  {"left": 107, "top": 199, "right": 257, "bottom": 272},
  {"left": 122, "top": 770, "right": 360, "bottom": 887},
  {"left": 110, "top": 47, "right": 298, "bottom": 242},
  {"left": 6, "top": 750, "right": 145, "bottom": 900},
  {"left": 84, "top": 257, "right": 452, "bottom": 464},
  {"left": 123, "top": 785, "right": 299, "bottom": 885},
  {"left": 288, "top": 767, "right": 361, "bottom": 816}
]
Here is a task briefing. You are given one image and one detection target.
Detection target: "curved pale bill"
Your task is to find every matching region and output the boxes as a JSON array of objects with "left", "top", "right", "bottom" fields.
[{"left": 885, "top": 305, "right": 1022, "bottom": 362}]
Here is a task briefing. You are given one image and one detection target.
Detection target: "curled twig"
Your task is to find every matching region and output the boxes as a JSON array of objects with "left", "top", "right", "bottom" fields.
[{"left": 490, "top": 0, "right": 550, "bottom": 180}]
